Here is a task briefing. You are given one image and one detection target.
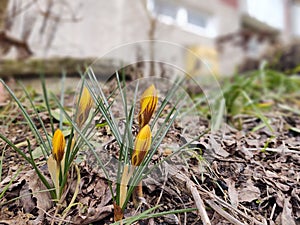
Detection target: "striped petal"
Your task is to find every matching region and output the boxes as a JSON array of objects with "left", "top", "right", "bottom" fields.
[
  {"left": 131, "top": 125, "right": 152, "bottom": 166},
  {"left": 76, "top": 87, "right": 93, "bottom": 128},
  {"left": 138, "top": 85, "right": 158, "bottom": 128}
]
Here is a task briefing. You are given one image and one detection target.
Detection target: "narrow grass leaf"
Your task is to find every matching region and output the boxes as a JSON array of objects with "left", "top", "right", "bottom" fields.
[
  {"left": 0, "top": 167, "right": 22, "bottom": 199},
  {"left": 0, "top": 147, "right": 5, "bottom": 182},
  {"left": 19, "top": 82, "right": 51, "bottom": 156},
  {"left": 0, "top": 79, "right": 49, "bottom": 157},
  {"left": 241, "top": 90, "right": 274, "bottom": 133}
]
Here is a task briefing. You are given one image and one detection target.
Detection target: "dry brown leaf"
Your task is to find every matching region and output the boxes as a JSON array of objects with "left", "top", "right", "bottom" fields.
[
  {"left": 224, "top": 178, "right": 238, "bottom": 208},
  {"left": 240, "top": 147, "right": 254, "bottom": 160},
  {"left": 238, "top": 179, "right": 260, "bottom": 202},
  {"left": 19, "top": 169, "right": 53, "bottom": 224},
  {"left": 0, "top": 209, "right": 34, "bottom": 225},
  {"left": 19, "top": 183, "right": 36, "bottom": 213},
  {"left": 275, "top": 189, "right": 285, "bottom": 208},
  {"left": 71, "top": 204, "right": 113, "bottom": 224},
  {"left": 211, "top": 137, "right": 230, "bottom": 158},
  {"left": 281, "top": 197, "right": 296, "bottom": 225},
  {"left": 274, "top": 182, "right": 290, "bottom": 192},
  {"left": 245, "top": 139, "right": 259, "bottom": 148}
]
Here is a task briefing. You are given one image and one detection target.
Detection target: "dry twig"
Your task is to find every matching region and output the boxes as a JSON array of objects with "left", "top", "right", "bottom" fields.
[{"left": 205, "top": 199, "right": 245, "bottom": 225}]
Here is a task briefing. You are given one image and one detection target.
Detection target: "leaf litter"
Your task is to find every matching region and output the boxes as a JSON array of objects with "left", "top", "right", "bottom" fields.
[{"left": 0, "top": 77, "right": 299, "bottom": 225}]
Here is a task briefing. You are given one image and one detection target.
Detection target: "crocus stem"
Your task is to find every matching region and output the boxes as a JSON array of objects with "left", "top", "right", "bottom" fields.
[
  {"left": 119, "top": 164, "right": 129, "bottom": 208},
  {"left": 55, "top": 164, "right": 61, "bottom": 200},
  {"left": 113, "top": 202, "right": 124, "bottom": 222},
  {"left": 132, "top": 181, "right": 143, "bottom": 208}
]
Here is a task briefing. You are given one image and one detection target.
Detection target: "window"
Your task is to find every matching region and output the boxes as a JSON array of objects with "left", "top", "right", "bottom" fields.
[
  {"left": 152, "top": 0, "right": 178, "bottom": 22},
  {"left": 148, "top": 0, "right": 215, "bottom": 37},
  {"left": 187, "top": 10, "right": 208, "bottom": 28}
]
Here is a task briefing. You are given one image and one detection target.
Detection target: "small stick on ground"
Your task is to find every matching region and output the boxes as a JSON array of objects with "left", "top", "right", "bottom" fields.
[
  {"left": 167, "top": 165, "right": 211, "bottom": 225},
  {"left": 155, "top": 170, "right": 168, "bottom": 206},
  {"left": 205, "top": 199, "right": 245, "bottom": 225},
  {"left": 186, "top": 180, "right": 211, "bottom": 225},
  {"left": 203, "top": 187, "right": 265, "bottom": 225},
  {"left": 245, "top": 147, "right": 300, "bottom": 154}
]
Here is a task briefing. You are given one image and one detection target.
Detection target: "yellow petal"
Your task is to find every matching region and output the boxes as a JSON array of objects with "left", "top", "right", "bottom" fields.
[
  {"left": 131, "top": 125, "right": 152, "bottom": 166},
  {"left": 52, "top": 129, "right": 65, "bottom": 164},
  {"left": 76, "top": 87, "right": 93, "bottom": 128},
  {"left": 138, "top": 85, "right": 158, "bottom": 128}
]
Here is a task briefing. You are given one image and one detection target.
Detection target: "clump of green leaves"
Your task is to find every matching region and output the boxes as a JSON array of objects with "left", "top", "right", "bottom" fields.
[
  {"left": 84, "top": 68, "right": 205, "bottom": 222},
  {"left": 0, "top": 76, "right": 94, "bottom": 212}
]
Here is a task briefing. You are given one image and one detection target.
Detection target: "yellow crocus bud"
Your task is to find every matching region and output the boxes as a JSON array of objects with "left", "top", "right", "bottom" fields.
[
  {"left": 131, "top": 125, "right": 151, "bottom": 166},
  {"left": 52, "top": 129, "right": 66, "bottom": 164},
  {"left": 76, "top": 87, "right": 93, "bottom": 128},
  {"left": 138, "top": 85, "right": 158, "bottom": 128}
]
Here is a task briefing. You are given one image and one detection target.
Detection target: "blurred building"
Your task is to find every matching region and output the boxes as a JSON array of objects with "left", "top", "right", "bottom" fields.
[
  {"left": 219, "top": 0, "right": 300, "bottom": 75},
  {"left": 2, "top": 0, "right": 300, "bottom": 75}
]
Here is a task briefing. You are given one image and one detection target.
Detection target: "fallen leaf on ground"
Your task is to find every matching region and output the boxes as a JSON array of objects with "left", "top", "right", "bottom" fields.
[
  {"left": 238, "top": 179, "right": 260, "bottom": 202},
  {"left": 281, "top": 197, "right": 296, "bottom": 225},
  {"left": 224, "top": 178, "right": 238, "bottom": 208}
]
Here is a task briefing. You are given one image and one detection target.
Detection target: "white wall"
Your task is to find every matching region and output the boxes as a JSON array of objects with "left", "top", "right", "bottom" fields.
[
  {"left": 5, "top": 0, "right": 242, "bottom": 75},
  {"left": 244, "top": 0, "right": 285, "bottom": 30},
  {"left": 292, "top": 4, "right": 300, "bottom": 37}
]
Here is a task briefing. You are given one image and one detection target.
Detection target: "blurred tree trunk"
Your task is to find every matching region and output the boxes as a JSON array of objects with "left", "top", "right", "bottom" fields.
[
  {"left": 0, "top": 0, "right": 32, "bottom": 59},
  {"left": 148, "top": 17, "right": 156, "bottom": 77},
  {"left": 142, "top": 0, "right": 157, "bottom": 77},
  {"left": 0, "top": 0, "right": 81, "bottom": 59},
  {"left": 0, "top": 0, "right": 9, "bottom": 30}
]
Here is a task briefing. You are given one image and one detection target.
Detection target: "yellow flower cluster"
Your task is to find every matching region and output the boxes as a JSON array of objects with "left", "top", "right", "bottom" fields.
[
  {"left": 117, "top": 84, "right": 158, "bottom": 221},
  {"left": 132, "top": 85, "right": 157, "bottom": 166}
]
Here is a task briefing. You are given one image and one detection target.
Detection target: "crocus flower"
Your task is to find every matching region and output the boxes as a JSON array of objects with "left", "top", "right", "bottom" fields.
[
  {"left": 131, "top": 124, "right": 151, "bottom": 166},
  {"left": 76, "top": 87, "right": 93, "bottom": 128},
  {"left": 48, "top": 129, "right": 66, "bottom": 199},
  {"left": 138, "top": 85, "right": 158, "bottom": 128},
  {"left": 52, "top": 129, "right": 66, "bottom": 164}
]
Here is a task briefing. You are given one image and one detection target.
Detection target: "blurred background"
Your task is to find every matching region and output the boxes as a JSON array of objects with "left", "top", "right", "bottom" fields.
[{"left": 0, "top": 0, "right": 300, "bottom": 79}]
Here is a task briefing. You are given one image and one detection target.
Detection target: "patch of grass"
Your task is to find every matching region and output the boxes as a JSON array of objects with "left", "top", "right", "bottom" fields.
[
  {"left": 212, "top": 68, "right": 300, "bottom": 130},
  {"left": 225, "top": 68, "right": 300, "bottom": 111}
]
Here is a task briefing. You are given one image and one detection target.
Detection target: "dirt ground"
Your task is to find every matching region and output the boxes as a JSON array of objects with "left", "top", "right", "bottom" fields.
[{"left": 0, "top": 76, "right": 299, "bottom": 225}]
